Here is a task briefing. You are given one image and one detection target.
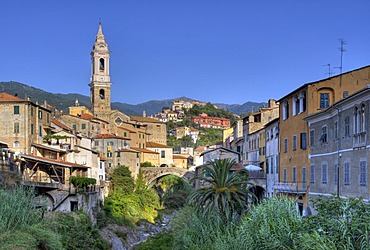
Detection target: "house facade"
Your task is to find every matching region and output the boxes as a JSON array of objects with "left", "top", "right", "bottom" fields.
[{"left": 306, "top": 86, "right": 370, "bottom": 207}]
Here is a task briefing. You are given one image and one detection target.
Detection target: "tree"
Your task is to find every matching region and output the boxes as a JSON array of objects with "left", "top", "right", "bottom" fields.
[
  {"left": 111, "top": 165, "right": 135, "bottom": 194},
  {"left": 188, "top": 158, "right": 252, "bottom": 221}
]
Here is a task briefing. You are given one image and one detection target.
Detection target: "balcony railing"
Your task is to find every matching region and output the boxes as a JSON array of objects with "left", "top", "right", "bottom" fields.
[
  {"left": 273, "top": 182, "right": 307, "bottom": 194},
  {"left": 353, "top": 132, "right": 367, "bottom": 148},
  {"left": 248, "top": 171, "right": 266, "bottom": 179}
]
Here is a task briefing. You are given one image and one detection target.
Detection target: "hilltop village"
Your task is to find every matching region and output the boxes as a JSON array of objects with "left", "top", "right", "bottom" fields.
[{"left": 1, "top": 21, "right": 370, "bottom": 220}]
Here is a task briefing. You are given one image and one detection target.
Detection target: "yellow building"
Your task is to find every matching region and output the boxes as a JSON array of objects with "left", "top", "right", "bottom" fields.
[
  {"left": 276, "top": 65, "right": 370, "bottom": 215},
  {"left": 131, "top": 147, "right": 160, "bottom": 167}
]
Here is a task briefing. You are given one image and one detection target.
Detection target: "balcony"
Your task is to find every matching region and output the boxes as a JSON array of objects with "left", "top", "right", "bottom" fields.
[
  {"left": 274, "top": 182, "right": 307, "bottom": 194},
  {"left": 248, "top": 171, "right": 266, "bottom": 179},
  {"left": 353, "top": 132, "right": 367, "bottom": 148}
]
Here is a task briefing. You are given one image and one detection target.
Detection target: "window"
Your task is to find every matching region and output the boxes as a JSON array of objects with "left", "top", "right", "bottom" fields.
[
  {"left": 283, "top": 168, "right": 287, "bottom": 183},
  {"left": 284, "top": 138, "right": 288, "bottom": 153},
  {"left": 124, "top": 132, "right": 127, "bottom": 137},
  {"left": 38, "top": 110, "right": 42, "bottom": 119},
  {"left": 14, "top": 141, "right": 20, "bottom": 148},
  {"left": 354, "top": 106, "right": 360, "bottom": 134},
  {"left": 310, "top": 130, "right": 315, "bottom": 146},
  {"left": 344, "top": 116, "right": 350, "bottom": 137},
  {"left": 72, "top": 124, "right": 77, "bottom": 131},
  {"left": 292, "top": 167, "right": 296, "bottom": 183},
  {"left": 99, "top": 58, "right": 105, "bottom": 70},
  {"left": 31, "top": 124, "right": 34, "bottom": 134},
  {"left": 275, "top": 155, "right": 279, "bottom": 173},
  {"left": 300, "top": 132, "right": 307, "bottom": 149},
  {"left": 320, "top": 126, "right": 327, "bottom": 143},
  {"left": 31, "top": 106, "right": 34, "bottom": 116},
  {"left": 334, "top": 121, "right": 338, "bottom": 140},
  {"left": 39, "top": 125, "right": 42, "bottom": 136},
  {"left": 361, "top": 104, "right": 366, "bottom": 132},
  {"left": 14, "top": 122, "right": 19, "bottom": 134},
  {"left": 293, "top": 95, "right": 299, "bottom": 115},
  {"left": 344, "top": 162, "right": 350, "bottom": 185},
  {"left": 292, "top": 135, "right": 297, "bottom": 150},
  {"left": 107, "top": 152, "right": 113, "bottom": 158},
  {"left": 360, "top": 161, "right": 367, "bottom": 186},
  {"left": 301, "top": 91, "right": 307, "bottom": 112},
  {"left": 161, "top": 150, "right": 165, "bottom": 158},
  {"left": 334, "top": 164, "right": 338, "bottom": 185},
  {"left": 47, "top": 113, "right": 50, "bottom": 123},
  {"left": 95, "top": 140, "right": 99, "bottom": 146},
  {"left": 310, "top": 165, "right": 315, "bottom": 183},
  {"left": 14, "top": 105, "right": 19, "bottom": 114},
  {"left": 270, "top": 156, "right": 274, "bottom": 174},
  {"left": 82, "top": 123, "right": 86, "bottom": 130},
  {"left": 302, "top": 167, "right": 307, "bottom": 187},
  {"left": 108, "top": 162, "right": 112, "bottom": 168},
  {"left": 322, "top": 164, "right": 327, "bottom": 184},
  {"left": 343, "top": 91, "right": 349, "bottom": 98},
  {"left": 320, "top": 93, "right": 330, "bottom": 109},
  {"left": 117, "top": 151, "right": 120, "bottom": 157},
  {"left": 266, "top": 158, "right": 269, "bottom": 174},
  {"left": 283, "top": 100, "right": 289, "bottom": 120},
  {"left": 99, "top": 89, "right": 105, "bottom": 99}
]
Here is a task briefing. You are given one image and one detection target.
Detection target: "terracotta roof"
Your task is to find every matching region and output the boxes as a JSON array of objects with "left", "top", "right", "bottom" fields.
[
  {"left": 94, "top": 134, "right": 130, "bottom": 140},
  {"left": 195, "top": 146, "right": 207, "bottom": 152},
  {"left": 118, "top": 127, "right": 137, "bottom": 133},
  {"left": 32, "top": 143, "right": 67, "bottom": 153},
  {"left": 21, "top": 154, "right": 90, "bottom": 169},
  {"left": 80, "top": 113, "right": 94, "bottom": 119},
  {"left": 230, "top": 162, "right": 244, "bottom": 171},
  {"left": 119, "top": 148, "right": 139, "bottom": 153},
  {"left": 0, "top": 92, "right": 27, "bottom": 102},
  {"left": 51, "top": 118, "right": 73, "bottom": 132},
  {"left": 131, "top": 147, "right": 158, "bottom": 154},
  {"left": 146, "top": 142, "right": 172, "bottom": 148},
  {"left": 130, "top": 116, "right": 163, "bottom": 123},
  {"left": 173, "top": 154, "right": 189, "bottom": 159}
]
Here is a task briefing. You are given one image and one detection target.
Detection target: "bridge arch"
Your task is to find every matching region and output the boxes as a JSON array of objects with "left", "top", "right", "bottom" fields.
[{"left": 140, "top": 167, "right": 194, "bottom": 188}]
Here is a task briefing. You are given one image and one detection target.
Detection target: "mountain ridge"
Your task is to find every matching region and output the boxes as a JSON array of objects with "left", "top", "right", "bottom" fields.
[{"left": 0, "top": 81, "right": 266, "bottom": 116}]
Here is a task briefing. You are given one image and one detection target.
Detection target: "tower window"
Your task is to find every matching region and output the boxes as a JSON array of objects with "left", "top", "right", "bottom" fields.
[
  {"left": 99, "top": 89, "right": 105, "bottom": 99},
  {"left": 99, "top": 58, "right": 105, "bottom": 70}
]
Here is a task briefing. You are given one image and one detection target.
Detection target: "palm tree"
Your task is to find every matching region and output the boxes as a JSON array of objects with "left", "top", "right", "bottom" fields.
[{"left": 188, "top": 158, "right": 254, "bottom": 221}]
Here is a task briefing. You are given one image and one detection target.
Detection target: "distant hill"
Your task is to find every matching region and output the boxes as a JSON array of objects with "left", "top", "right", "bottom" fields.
[{"left": 0, "top": 81, "right": 265, "bottom": 116}]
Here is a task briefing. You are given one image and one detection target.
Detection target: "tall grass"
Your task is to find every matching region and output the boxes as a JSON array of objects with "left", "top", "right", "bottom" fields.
[{"left": 0, "top": 187, "right": 41, "bottom": 231}]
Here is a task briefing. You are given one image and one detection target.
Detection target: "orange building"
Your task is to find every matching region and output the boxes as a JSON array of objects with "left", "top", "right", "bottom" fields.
[
  {"left": 276, "top": 65, "right": 370, "bottom": 215},
  {"left": 192, "top": 113, "right": 230, "bottom": 129}
]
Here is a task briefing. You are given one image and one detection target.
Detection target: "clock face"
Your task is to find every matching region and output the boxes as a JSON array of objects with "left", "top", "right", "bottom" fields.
[{"left": 100, "top": 76, "right": 104, "bottom": 81}]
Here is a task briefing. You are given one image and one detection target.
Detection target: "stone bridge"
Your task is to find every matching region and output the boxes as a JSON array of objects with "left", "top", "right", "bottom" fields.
[{"left": 140, "top": 167, "right": 195, "bottom": 187}]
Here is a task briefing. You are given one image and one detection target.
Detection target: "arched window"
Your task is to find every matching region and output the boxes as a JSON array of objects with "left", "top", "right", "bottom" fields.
[
  {"left": 99, "top": 89, "right": 105, "bottom": 99},
  {"left": 300, "top": 91, "right": 307, "bottom": 112},
  {"left": 14, "top": 141, "right": 20, "bottom": 148},
  {"left": 361, "top": 104, "right": 366, "bottom": 132},
  {"left": 99, "top": 58, "right": 105, "bottom": 70},
  {"left": 354, "top": 106, "right": 360, "bottom": 134},
  {"left": 293, "top": 95, "right": 299, "bottom": 115},
  {"left": 283, "top": 100, "right": 289, "bottom": 120}
]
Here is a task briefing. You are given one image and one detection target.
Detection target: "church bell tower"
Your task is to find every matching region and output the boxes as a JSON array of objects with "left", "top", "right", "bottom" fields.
[{"left": 89, "top": 21, "right": 112, "bottom": 120}]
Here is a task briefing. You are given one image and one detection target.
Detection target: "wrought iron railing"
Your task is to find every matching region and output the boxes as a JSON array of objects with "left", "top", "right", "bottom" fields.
[{"left": 273, "top": 182, "right": 307, "bottom": 193}]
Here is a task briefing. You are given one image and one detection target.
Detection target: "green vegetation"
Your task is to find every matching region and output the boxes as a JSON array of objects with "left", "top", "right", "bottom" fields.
[
  {"left": 185, "top": 103, "right": 238, "bottom": 124},
  {"left": 0, "top": 186, "right": 108, "bottom": 250},
  {"left": 140, "top": 161, "right": 155, "bottom": 167},
  {"left": 156, "top": 175, "right": 192, "bottom": 209},
  {"left": 69, "top": 176, "right": 96, "bottom": 188},
  {"left": 135, "top": 231, "right": 174, "bottom": 250},
  {"left": 188, "top": 158, "right": 252, "bottom": 221},
  {"left": 197, "top": 127, "right": 223, "bottom": 146},
  {"left": 104, "top": 165, "right": 161, "bottom": 224}
]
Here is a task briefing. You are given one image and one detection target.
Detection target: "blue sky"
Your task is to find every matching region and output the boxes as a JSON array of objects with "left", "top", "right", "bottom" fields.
[{"left": 2, "top": 1, "right": 370, "bottom": 105}]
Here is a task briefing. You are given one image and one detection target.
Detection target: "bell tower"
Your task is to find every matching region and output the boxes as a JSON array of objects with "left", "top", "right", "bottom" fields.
[{"left": 89, "top": 21, "right": 112, "bottom": 121}]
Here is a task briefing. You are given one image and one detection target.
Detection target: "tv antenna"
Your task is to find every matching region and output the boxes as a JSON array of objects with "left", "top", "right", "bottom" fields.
[
  {"left": 334, "top": 39, "right": 346, "bottom": 75},
  {"left": 322, "top": 63, "right": 333, "bottom": 77}
]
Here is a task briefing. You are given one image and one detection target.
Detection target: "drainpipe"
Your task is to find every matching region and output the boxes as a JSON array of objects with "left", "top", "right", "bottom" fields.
[{"left": 335, "top": 106, "right": 341, "bottom": 197}]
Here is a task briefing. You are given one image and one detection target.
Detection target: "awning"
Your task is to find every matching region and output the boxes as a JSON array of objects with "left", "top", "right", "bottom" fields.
[{"left": 244, "top": 164, "right": 262, "bottom": 171}]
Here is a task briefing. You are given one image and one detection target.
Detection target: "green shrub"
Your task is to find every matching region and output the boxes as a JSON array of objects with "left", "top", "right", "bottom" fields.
[
  {"left": 171, "top": 206, "right": 242, "bottom": 250},
  {"left": 69, "top": 176, "right": 96, "bottom": 188},
  {"left": 45, "top": 211, "right": 110, "bottom": 250},
  {"left": 136, "top": 231, "right": 174, "bottom": 250}
]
